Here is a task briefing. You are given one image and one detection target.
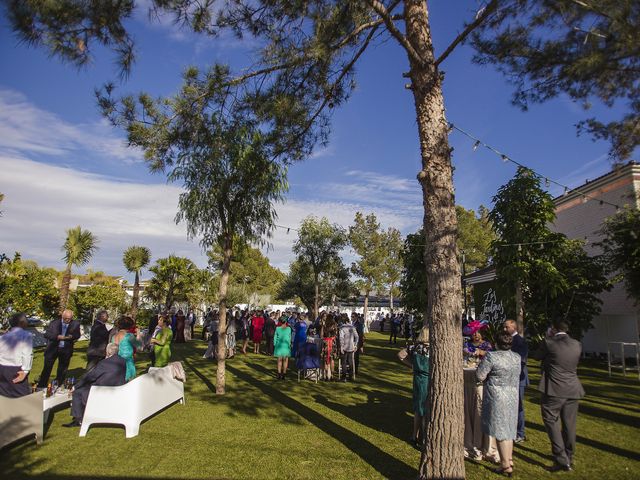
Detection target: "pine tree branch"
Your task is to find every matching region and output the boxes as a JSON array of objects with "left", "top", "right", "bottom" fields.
[
  {"left": 435, "top": 0, "right": 499, "bottom": 67},
  {"left": 365, "top": 0, "right": 425, "bottom": 67}
]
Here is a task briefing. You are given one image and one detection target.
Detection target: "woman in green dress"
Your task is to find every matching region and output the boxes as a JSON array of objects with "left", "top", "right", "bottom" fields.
[
  {"left": 273, "top": 320, "right": 292, "bottom": 380},
  {"left": 151, "top": 315, "right": 173, "bottom": 368},
  {"left": 398, "top": 327, "right": 430, "bottom": 449}
]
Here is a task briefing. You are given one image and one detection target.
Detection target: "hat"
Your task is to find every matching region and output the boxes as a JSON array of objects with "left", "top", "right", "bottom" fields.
[{"left": 463, "top": 320, "right": 488, "bottom": 336}]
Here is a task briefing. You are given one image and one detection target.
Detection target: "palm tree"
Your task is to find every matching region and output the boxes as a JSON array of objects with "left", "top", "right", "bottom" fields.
[
  {"left": 59, "top": 226, "right": 98, "bottom": 313},
  {"left": 123, "top": 245, "right": 151, "bottom": 319}
]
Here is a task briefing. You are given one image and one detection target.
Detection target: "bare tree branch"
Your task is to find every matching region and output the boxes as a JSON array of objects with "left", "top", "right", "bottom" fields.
[{"left": 435, "top": 0, "right": 499, "bottom": 67}]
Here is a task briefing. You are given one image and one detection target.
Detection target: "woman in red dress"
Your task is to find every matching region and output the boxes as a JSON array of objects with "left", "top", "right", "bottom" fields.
[
  {"left": 251, "top": 311, "right": 265, "bottom": 354},
  {"left": 174, "top": 309, "right": 186, "bottom": 343}
]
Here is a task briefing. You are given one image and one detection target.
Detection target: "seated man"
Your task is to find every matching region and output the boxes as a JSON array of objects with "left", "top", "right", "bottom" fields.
[
  {"left": 0, "top": 312, "right": 33, "bottom": 398},
  {"left": 64, "top": 343, "right": 126, "bottom": 427}
]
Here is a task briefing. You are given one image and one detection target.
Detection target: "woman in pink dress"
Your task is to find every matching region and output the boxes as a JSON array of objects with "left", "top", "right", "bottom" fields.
[{"left": 251, "top": 312, "right": 265, "bottom": 354}]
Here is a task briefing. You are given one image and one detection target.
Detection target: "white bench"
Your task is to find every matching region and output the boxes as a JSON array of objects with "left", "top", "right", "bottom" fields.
[{"left": 79, "top": 366, "right": 185, "bottom": 438}]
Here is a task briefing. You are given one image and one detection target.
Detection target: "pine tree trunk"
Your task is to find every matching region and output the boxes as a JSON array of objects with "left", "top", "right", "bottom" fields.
[
  {"left": 131, "top": 270, "right": 140, "bottom": 320},
  {"left": 216, "top": 233, "right": 233, "bottom": 395},
  {"left": 515, "top": 280, "right": 524, "bottom": 336},
  {"left": 390, "top": 284, "right": 395, "bottom": 311},
  {"left": 313, "top": 275, "right": 320, "bottom": 320},
  {"left": 404, "top": 1, "right": 465, "bottom": 478},
  {"left": 59, "top": 265, "right": 72, "bottom": 314},
  {"left": 364, "top": 291, "right": 369, "bottom": 325}
]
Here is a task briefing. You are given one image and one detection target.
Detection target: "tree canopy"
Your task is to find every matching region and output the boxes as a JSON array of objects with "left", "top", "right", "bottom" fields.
[{"left": 146, "top": 255, "right": 198, "bottom": 309}]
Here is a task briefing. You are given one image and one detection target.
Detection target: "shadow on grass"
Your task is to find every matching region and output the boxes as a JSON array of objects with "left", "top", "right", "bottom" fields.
[
  {"left": 527, "top": 423, "right": 640, "bottom": 461},
  {"left": 226, "top": 362, "right": 417, "bottom": 479},
  {"left": 527, "top": 395, "right": 640, "bottom": 428}
]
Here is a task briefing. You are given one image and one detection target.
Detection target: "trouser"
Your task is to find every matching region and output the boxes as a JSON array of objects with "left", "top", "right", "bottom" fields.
[
  {"left": 541, "top": 394, "right": 579, "bottom": 466},
  {"left": 517, "top": 385, "right": 526, "bottom": 438},
  {"left": 354, "top": 349, "right": 361, "bottom": 374},
  {"left": 85, "top": 355, "right": 104, "bottom": 372},
  {"left": 265, "top": 335, "right": 274, "bottom": 355},
  {"left": 37, "top": 349, "right": 72, "bottom": 388},
  {"left": 389, "top": 329, "right": 397, "bottom": 343},
  {"left": 341, "top": 351, "right": 355, "bottom": 379},
  {"left": 149, "top": 348, "right": 156, "bottom": 367},
  {"left": 70, "top": 386, "right": 90, "bottom": 421},
  {"left": 0, "top": 364, "right": 30, "bottom": 398}
]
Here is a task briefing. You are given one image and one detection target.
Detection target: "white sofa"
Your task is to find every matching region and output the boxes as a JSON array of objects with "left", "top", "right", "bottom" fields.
[
  {"left": 0, "top": 392, "right": 44, "bottom": 449},
  {"left": 79, "top": 365, "right": 185, "bottom": 438}
]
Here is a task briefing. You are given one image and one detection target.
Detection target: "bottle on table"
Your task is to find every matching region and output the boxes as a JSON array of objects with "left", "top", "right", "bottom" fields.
[{"left": 46, "top": 383, "right": 52, "bottom": 397}]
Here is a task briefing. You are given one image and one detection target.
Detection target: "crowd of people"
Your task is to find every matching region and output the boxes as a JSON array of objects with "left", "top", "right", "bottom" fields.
[
  {"left": 399, "top": 317, "right": 585, "bottom": 476},
  {"left": 0, "top": 307, "right": 586, "bottom": 475},
  {"left": 202, "top": 309, "right": 366, "bottom": 381}
]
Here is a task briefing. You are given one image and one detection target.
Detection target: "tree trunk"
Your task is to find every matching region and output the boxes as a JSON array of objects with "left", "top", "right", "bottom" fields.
[
  {"left": 131, "top": 270, "right": 140, "bottom": 320},
  {"left": 59, "top": 265, "right": 72, "bottom": 313},
  {"left": 216, "top": 233, "right": 233, "bottom": 395},
  {"left": 313, "top": 274, "right": 320, "bottom": 319},
  {"left": 364, "top": 290, "right": 369, "bottom": 326},
  {"left": 390, "top": 283, "right": 395, "bottom": 311},
  {"left": 405, "top": 1, "right": 465, "bottom": 478},
  {"left": 515, "top": 280, "right": 524, "bottom": 336}
]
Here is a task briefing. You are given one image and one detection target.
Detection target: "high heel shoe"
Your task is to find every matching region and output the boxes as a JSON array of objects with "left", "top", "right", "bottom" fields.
[{"left": 493, "top": 467, "right": 513, "bottom": 477}]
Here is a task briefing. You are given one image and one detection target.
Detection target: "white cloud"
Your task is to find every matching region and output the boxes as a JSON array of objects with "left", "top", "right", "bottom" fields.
[{"left": 0, "top": 88, "right": 142, "bottom": 164}]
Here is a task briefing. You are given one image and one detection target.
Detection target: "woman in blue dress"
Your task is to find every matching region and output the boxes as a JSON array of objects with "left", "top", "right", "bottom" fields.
[
  {"left": 398, "top": 327, "right": 430, "bottom": 449},
  {"left": 113, "top": 316, "right": 140, "bottom": 382}
]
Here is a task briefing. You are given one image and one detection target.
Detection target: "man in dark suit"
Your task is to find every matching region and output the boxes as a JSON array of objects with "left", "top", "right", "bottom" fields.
[
  {"left": 63, "top": 343, "right": 126, "bottom": 427},
  {"left": 86, "top": 310, "right": 110, "bottom": 371},
  {"left": 37, "top": 309, "right": 81, "bottom": 388},
  {"left": 534, "top": 320, "right": 585, "bottom": 472},
  {"left": 504, "top": 319, "right": 529, "bottom": 443}
]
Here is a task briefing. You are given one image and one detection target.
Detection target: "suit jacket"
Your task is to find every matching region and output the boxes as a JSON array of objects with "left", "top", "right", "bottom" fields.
[
  {"left": 75, "top": 354, "right": 127, "bottom": 390},
  {"left": 44, "top": 318, "right": 81, "bottom": 358},
  {"left": 534, "top": 333, "right": 585, "bottom": 399},
  {"left": 87, "top": 321, "right": 109, "bottom": 358},
  {"left": 511, "top": 333, "right": 530, "bottom": 387}
]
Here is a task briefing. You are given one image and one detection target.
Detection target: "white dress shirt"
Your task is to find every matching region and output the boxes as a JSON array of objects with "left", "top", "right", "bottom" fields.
[{"left": 0, "top": 327, "right": 34, "bottom": 372}]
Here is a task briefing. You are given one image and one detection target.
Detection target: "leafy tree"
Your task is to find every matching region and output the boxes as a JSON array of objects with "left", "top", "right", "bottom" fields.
[
  {"left": 279, "top": 256, "right": 352, "bottom": 313},
  {"left": 59, "top": 226, "right": 98, "bottom": 313},
  {"left": 456, "top": 205, "right": 496, "bottom": 272},
  {"left": 384, "top": 227, "right": 404, "bottom": 310},
  {"left": 472, "top": 0, "right": 640, "bottom": 161},
  {"left": 597, "top": 207, "right": 640, "bottom": 303},
  {"left": 69, "top": 278, "right": 128, "bottom": 323},
  {"left": 122, "top": 245, "right": 151, "bottom": 320},
  {"left": 348, "top": 212, "right": 387, "bottom": 323},
  {"left": 0, "top": 254, "right": 59, "bottom": 322},
  {"left": 292, "top": 216, "right": 348, "bottom": 319},
  {"left": 400, "top": 230, "right": 428, "bottom": 316},
  {"left": 145, "top": 255, "right": 198, "bottom": 310}
]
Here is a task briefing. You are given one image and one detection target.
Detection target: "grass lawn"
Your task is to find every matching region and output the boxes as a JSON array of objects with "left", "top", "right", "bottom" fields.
[{"left": 2, "top": 332, "right": 639, "bottom": 480}]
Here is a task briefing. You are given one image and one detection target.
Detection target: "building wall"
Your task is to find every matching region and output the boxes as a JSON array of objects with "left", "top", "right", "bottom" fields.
[{"left": 552, "top": 163, "right": 640, "bottom": 354}]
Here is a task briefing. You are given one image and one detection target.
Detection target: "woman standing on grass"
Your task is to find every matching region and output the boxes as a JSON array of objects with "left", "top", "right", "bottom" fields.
[
  {"left": 113, "top": 316, "right": 141, "bottom": 382},
  {"left": 273, "top": 319, "right": 292, "bottom": 380},
  {"left": 251, "top": 311, "right": 265, "bottom": 354},
  {"left": 151, "top": 315, "right": 173, "bottom": 368},
  {"left": 322, "top": 315, "right": 338, "bottom": 381},
  {"left": 398, "top": 327, "right": 431, "bottom": 449}
]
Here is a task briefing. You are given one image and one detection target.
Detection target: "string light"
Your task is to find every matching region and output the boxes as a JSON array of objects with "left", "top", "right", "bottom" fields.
[{"left": 449, "top": 122, "right": 622, "bottom": 211}]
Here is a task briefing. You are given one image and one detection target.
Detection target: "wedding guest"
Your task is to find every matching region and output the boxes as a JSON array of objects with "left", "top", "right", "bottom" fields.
[
  {"left": 464, "top": 322, "right": 493, "bottom": 358},
  {"left": 184, "top": 310, "right": 193, "bottom": 342},
  {"left": 113, "top": 316, "right": 140, "bottom": 382},
  {"left": 236, "top": 311, "right": 249, "bottom": 355},
  {"left": 175, "top": 309, "right": 186, "bottom": 343},
  {"left": 0, "top": 313, "right": 33, "bottom": 398},
  {"left": 389, "top": 315, "right": 401, "bottom": 344},
  {"left": 339, "top": 317, "right": 359, "bottom": 382},
  {"left": 322, "top": 315, "right": 338, "bottom": 381},
  {"left": 476, "top": 332, "right": 521, "bottom": 477},
  {"left": 226, "top": 312, "right": 237, "bottom": 358},
  {"left": 37, "top": 309, "right": 81, "bottom": 388},
  {"left": 63, "top": 343, "right": 126, "bottom": 428},
  {"left": 274, "top": 318, "right": 292, "bottom": 380},
  {"left": 398, "top": 327, "right": 430, "bottom": 449},
  {"left": 534, "top": 320, "right": 585, "bottom": 472},
  {"left": 151, "top": 315, "right": 173, "bottom": 367},
  {"left": 354, "top": 313, "right": 365, "bottom": 375},
  {"left": 251, "top": 311, "right": 265, "bottom": 354},
  {"left": 86, "top": 310, "right": 109, "bottom": 371},
  {"left": 504, "top": 319, "right": 529, "bottom": 443},
  {"left": 187, "top": 309, "right": 196, "bottom": 339},
  {"left": 264, "top": 312, "right": 277, "bottom": 356}
]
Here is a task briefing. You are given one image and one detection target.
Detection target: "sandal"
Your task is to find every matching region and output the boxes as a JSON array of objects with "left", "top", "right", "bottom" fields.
[{"left": 493, "top": 467, "right": 513, "bottom": 478}]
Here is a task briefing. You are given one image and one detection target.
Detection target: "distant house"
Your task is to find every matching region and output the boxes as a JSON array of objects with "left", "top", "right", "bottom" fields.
[
  {"left": 464, "top": 162, "right": 639, "bottom": 354},
  {"left": 552, "top": 161, "right": 639, "bottom": 354}
]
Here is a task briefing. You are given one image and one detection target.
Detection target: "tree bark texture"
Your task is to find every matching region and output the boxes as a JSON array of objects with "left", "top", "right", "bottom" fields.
[
  {"left": 313, "top": 275, "right": 320, "bottom": 320},
  {"left": 364, "top": 291, "right": 369, "bottom": 325},
  {"left": 131, "top": 270, "right": 140, "bottom": 320},
  {"left": 216, "top": 234, "right": 232, "bottom": 395},
  {"left": 59, "top": 266, "right": 72, "bottom": 314},
  {"left": 404, "top": 1, "right": 465, "bottom": 478},
  {"left": 390, "top": 284, "right": 395, "bottom": 311}
]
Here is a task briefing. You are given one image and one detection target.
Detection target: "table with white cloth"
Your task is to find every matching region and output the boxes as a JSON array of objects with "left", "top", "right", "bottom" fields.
[{"left": 463, "top": 366, "right": 499, "bottom": 461}]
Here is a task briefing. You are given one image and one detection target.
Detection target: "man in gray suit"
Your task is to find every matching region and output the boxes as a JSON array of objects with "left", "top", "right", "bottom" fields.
[{"left": 534, "top": 320, "right": 585, "bottom": 472}]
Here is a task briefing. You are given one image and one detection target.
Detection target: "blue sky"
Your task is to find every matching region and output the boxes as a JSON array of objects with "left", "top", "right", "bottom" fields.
[{"left": 0, "top": 1, "right": 623, "bottom": 276}]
